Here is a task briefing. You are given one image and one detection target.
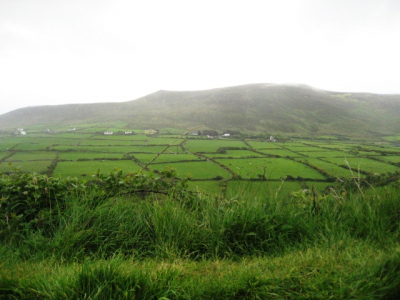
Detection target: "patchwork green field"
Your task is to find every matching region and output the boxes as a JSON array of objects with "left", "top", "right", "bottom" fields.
[
  {"left": 216, "top": 157, "right": 326, "bottom": 180},
  {"left": 53, "top": 160, "right": 142, "bottom": 178},
  {"left": 133, "top": 153, "right": 204, "bottom": 164},
  {"left": 295, "top": 157, "right": 359, "bottom": 178},
  {"left": 204, "top": 149, "right": 262, "bottom": 158},
  {"left": 1, "top": 128, "right": 399, "bottom": 195},
  {"left": 149, "top": 161, "right": 232, "bottom": 179},
  {"left": 257, "top": 149, "right": 305, "bottom": 157},
  {"left": 58, "top": 152, "right": 126, "bottom": 161},
  {"left": 6, "top": 151, "right": 56, "bottom": 161},
  {"left": 185, "top": 139, "right": 248, "bottom": 152},
  {"left": 0, "top": 160, "right": 52, "bottom": 173},
  {"left": 322, "top": 157, "right": 399, "bottom": 175},
  {"left": 378, "top": 155, "right": 400, "bottom": 164}
]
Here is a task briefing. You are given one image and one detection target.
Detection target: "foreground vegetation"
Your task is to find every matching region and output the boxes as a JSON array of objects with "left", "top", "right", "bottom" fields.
[{"left": 1, "top": 170, "right": 399, "bottom": 299}]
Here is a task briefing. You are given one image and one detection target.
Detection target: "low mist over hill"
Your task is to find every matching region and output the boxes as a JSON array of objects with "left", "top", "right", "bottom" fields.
[{"left": 1, "top": 83, "right": 399, "bottom": 136}]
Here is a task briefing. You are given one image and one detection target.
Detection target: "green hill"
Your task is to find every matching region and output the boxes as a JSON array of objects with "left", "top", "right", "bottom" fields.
[{"left": 1, "top": 83, "right": 399, "bottom": 136}]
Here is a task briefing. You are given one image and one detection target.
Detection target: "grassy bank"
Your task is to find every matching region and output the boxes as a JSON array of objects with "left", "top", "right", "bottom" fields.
[{"left": 1, "top": 171, "right": 399, "bottom": 299}]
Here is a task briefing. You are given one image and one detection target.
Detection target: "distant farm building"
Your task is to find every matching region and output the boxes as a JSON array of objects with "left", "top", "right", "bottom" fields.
[
  {"left": 125, "top": 131, "right": 133, "bottom": 134},
  {"left": 15, "top": 128, "right": 26, "bottom": 135},
  {"left": 104, "top": 131, "right": 114, "bottom": 135},
  {"left": 68, "top": 128, "right": 76, "bottom": 131},
  {"left": 222, "top": 133, "right": 230, "bottom": 137},
  {"left": 145, "top": 129, "right": 157, "bottom": 135}
]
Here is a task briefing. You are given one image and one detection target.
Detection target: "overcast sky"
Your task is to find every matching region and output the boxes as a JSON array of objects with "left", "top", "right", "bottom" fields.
[{"left": 1, "top": 0, "right": 399, "bottom": 115}]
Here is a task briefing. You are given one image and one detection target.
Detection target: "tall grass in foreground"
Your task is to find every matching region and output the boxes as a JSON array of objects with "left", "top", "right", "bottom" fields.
[{"left": 0, "top": 172, "right": 399, "bottom": 298}]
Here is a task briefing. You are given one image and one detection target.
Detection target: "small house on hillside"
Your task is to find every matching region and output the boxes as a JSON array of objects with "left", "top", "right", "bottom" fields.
[
  {"left": 68, "top": 128, "right": 76, "bottom": 131},
  {"left": 104, "top": 131, "right": 113, "bottom": 135},
  {"left": 145, "top": 129, "right": 157, "bottom": 135},
  {"left": 15, "top": 128, "right": 27, "bottom": 135},
  {"left": 222, "top": 133, "right": 230, "bottom": 137},
  {"left": 125, "top": 131, "right": 133, "bottom": 135}
]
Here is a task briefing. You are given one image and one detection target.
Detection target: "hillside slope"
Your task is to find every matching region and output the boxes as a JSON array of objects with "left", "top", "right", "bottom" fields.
[{"left": 0, "top": 83, "right": 399, "bottom": 136}]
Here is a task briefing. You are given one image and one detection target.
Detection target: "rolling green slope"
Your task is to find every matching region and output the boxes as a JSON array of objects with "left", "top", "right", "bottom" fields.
[{"left": 1, "top": 83, "right": 399, "bottom": 136}]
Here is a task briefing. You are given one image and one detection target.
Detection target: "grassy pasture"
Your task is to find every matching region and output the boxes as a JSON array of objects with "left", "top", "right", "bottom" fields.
[
  {"left": 149, "top": 161, "right": 231, "bottom": 179},
  {"left": 376, "top": 148, "right": 400, "bottom": 154},
  {"left": 0, "top": 139, "right": 20, "bottom": 150},
  {"left": 0, "top": 152, "right": 10, "bottom": 160},
  {"left": 165, "top": 134, "right": 187, "bottom": 138},
  {"left": 8, "top": 137, "right": 78, "bottom": 145},
  {"left": 49, "top": 133, "right": 93, "bottom": 138},
  {"left": 246, "top": 141, "right": 283, "bottom": 149},
  {"left": 377, "top": 155, "right": 400, "bottom": 164},
  {"left": 145, "top": 137, "right": 185, "bottom": 145},
  {"left": 204, "top": 150, "right": 263, "bottom": 158},
  {"left": 306, "top": 143, "right": 352, "bottom": 150},
  {"left": 53, "top": 160, "right": 141, "bottom": 178},
  {"left": 186, "top": 139, "right": 248, "bottom": 153},
  {"left": 217, "top": 158, "right": 326, "bottom": 180},
  {"left": 13, "top": 142, "right": 51, "bottom": 151},
  {"left": 58, "top": 152, "right": 125, "bottom": 161},
  {"left": 76, "top": 127, "right": 110, "bottom": 133},
  {"left": 258, "top": 149, "right": 305, "bottom": 157},
  {"left": 323, "top": 157, "right": 400, "bottom": 174},
  {"left": 91, "top": 134, "right": 149, "bottom": 140},
  {"left": 131, "top": 145, "right": 186, "bottom": 154},
  {"left": 383, "top": 135, "right": 400, "bottom": 141},
  {"left": 278, "top": 141, "right": 307, "bottom": 147},
  {"left": 297, "top": 150, "right": 353, "bottom": 158},
  {"left": 316, "top": 134, "right": 339, "bottom": 139},
  {"left": 360, "top": 145, "right": 393, "bottom": 151},
  {"left": 354, "top": 145, "right": 400, "bottom": 155},
  {"left": 0, "top": 160, "right": 51, "bottom": 173},
  {"left": 382, "top": 144, "right": 400, "bottom": 150},
  {"left": 281, "top": 145, "right": 324, "bottom": 152},
  {"left": 2, "top": 131, "right": 399, "bottom": 190},
  {"left": 355, "top": 151, "right": 382, "bottom": 156},
  {"left": 79, "top": 139, "right": 144, "bottom": 146},
  {"left": 50, "top": 145, "right": 136, "bottom": 153},
  {"left": 5, "top": 151, "right": 56, "bottom": 161},
  {"left": 133, "top": 153, "right": 204, "bottom": 164},
  {"left": 32, "top": 137, "right": 81, "bottom": 146},
  {"left": 295, "top": 157, "right": 357, "bottom": 178}
]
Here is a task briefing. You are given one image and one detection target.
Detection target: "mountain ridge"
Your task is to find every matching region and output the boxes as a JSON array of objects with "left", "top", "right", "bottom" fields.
[{"left": 1, "top": 84, "right": 399, "bottom": 137}]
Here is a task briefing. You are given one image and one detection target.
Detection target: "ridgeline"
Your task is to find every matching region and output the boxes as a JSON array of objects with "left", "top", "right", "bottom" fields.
[{"left": 1, "top": 83, "right": 399, "bottom": 137}]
